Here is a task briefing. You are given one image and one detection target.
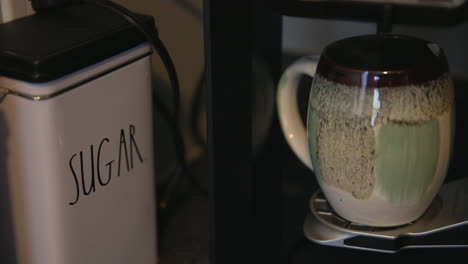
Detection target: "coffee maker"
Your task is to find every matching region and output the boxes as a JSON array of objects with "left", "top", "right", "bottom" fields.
[{"left": 204, "top": 0, "right": 468, "bottom": 263}]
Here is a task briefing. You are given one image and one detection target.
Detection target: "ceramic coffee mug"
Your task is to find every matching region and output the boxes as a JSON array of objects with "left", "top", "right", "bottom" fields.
[{"left": 277, "top": 34, "right": 455, "bottom": 227}]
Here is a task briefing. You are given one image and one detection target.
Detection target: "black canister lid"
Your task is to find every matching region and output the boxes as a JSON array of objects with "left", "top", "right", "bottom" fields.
[{"left": 0, "top": 3, "right": 154, "bottom": 83}]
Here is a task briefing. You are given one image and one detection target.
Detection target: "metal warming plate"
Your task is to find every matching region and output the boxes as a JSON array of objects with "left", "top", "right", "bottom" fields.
[{"left": 304, "top": 178, "right": 468, "bottom": 253}]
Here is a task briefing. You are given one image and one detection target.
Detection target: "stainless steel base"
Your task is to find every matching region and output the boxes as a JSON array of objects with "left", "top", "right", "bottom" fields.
[{"left": 304, "top": 178, "right": 468, "bottom": 253}]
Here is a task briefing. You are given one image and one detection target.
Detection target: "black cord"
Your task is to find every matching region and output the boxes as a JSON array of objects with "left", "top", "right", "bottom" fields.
[
  {"left": 86, "top": 0, "right": 185, "bottom": 162},
  {"left": 30, "top": 0, "right": 204, "bottom": 255},
  {"left": 81, "top": 0, "right": 188, "bottom": 207},
  {"left": 32, "top": 0, "right": 196, "bottom": 205},
  {"left": 190, "top": 72, "right": 207, "bottom": 152}
]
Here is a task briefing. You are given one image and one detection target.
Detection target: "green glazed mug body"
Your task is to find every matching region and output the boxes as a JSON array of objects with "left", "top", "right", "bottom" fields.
[{"left": 277, "top": 34, "right": 455, "bottom": 227}]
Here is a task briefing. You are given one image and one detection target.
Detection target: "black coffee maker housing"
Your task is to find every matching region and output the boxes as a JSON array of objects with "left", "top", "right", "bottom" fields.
[{"left": 204, "top": 1, "right": 468, "bottom": 263}]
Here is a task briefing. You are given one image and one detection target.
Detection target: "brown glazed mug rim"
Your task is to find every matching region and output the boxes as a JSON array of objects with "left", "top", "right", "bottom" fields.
[{"left": 316, "top": 34, "right": 450, "bottom": 88}]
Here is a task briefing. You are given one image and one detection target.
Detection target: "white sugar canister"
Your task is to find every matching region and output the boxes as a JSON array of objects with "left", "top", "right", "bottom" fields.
[{"left": 0, "top": 4, "right": 158, "bottom": 264}]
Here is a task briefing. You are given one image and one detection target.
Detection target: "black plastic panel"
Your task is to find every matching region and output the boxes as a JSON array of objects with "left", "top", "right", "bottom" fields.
[
  {"left": 204, "top": 0, "right": 283, "bottom": 263},
  {"left": 269, "top": 0, "right": 468, "bottom": 26}
]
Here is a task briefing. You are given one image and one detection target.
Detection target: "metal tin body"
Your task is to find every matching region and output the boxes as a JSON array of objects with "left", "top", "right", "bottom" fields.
[{"left": 0, "top": 44, "right": 157, "bottom": 264}]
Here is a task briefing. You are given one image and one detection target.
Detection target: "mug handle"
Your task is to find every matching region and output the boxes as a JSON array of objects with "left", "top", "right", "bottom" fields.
[{"left": 277, "top": 56, "right": 319, "bottom": 170}]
